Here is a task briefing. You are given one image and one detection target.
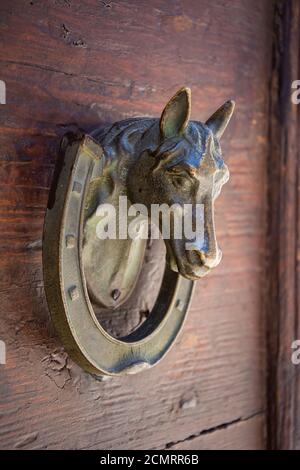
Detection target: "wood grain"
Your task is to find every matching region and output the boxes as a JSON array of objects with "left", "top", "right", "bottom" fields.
[
  {"left": 266, "top": 0, "right": 300, "bottom": 450},
  {"left": 0, "top": 0, "right": 274, "bottom": 449}
]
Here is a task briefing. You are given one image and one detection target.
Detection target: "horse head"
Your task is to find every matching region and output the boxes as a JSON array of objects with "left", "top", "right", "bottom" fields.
[{"left": 128, "top": 88, "right": 234, "bottom": 280}]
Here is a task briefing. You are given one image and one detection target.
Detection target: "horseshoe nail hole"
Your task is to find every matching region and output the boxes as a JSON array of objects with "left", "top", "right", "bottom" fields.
[
  {"left": 66, "top": 234, "right": 76, "bottom": 248},
  {"left": 72, "top": 181, "right": 82, "bottom": 194},
  {"left": 176, "top": 299, "right": 184, "bottom": 312},
  {"left": 69, "top": 286, "right": 79, "bottom": 301}
]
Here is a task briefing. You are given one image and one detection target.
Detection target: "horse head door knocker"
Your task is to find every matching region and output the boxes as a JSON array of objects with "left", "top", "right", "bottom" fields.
[{"left": 43, "top": 88, "right": 235, "bottom": 376}]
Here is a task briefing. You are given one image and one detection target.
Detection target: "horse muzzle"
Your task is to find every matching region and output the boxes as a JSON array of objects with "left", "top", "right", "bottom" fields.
[{"left": 166, "top": 242, "right": 223, "bottom": 280}]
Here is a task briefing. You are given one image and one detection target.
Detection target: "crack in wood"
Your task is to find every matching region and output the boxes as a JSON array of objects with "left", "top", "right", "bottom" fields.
[
  {"left": 164, "top": 411, "right": 264, "bottom": 449},
  {"left": 0, "top": 59, "right": 130, "bottom": 89}
]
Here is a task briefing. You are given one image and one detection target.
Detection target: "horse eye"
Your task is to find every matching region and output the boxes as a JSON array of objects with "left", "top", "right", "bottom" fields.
[{"left": 172, "top": 175, "right": 190, "bottom": 190}]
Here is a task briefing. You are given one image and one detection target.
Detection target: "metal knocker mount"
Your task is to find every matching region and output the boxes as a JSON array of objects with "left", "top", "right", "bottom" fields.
[{"left": 43, "top": 87, "right": 234, "bottom": 376}]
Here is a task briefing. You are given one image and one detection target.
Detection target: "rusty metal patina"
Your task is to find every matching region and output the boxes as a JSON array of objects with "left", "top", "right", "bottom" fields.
[{"left": 43, "top": 88, "right": 234, "bottom": 376}]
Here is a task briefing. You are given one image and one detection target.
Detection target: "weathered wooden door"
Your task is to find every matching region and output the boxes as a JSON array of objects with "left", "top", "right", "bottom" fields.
[{"left": 1, "top": 0, "right": 297, "bottom": 450}]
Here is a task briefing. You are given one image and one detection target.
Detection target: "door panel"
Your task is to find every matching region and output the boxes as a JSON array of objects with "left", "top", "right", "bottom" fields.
[{"left": 0, "top": 0, "right": 273, "bottom": 449}]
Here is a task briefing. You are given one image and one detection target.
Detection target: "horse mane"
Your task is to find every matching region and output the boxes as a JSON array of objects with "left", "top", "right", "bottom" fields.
[
  {"left": 91, "top": 117, "right": 218, "bottom": 170},
  {"left": 154, "top": 121, "right": 210, "bottom": 169},
  {"left": 91, "top": 118, "right": 158, "bottom": 157}
]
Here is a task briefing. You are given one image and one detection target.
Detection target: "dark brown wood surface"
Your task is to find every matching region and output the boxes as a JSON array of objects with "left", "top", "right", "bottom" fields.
[
  {"left": 0, "top": 0, "right": 274, "bottom": 449},
  {"left": 266, "top": 0, "right": 300, "bottom": 450}
]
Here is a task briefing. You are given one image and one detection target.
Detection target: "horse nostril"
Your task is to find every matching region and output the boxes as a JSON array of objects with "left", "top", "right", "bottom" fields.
[
  {"left": 186, "top": 249, "right": 206, "bottom": 266},
  {"left": 186, "top": 249, "right": 221, "bottom": 269},
  {"left": 199, "top": 251, "right": 207, "bottom": 265}
]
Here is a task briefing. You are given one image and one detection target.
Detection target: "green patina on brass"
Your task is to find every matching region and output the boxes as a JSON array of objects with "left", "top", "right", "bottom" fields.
[{"left": 43, "top": 88, "right": 234, "bottom": 376}]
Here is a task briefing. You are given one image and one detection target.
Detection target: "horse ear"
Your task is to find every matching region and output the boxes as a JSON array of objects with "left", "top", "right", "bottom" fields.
[
  {"left": 160, "top": 87, "right": 191, "bottom": 139},
  {"left": 205, "top": 100, "right": 235, "bottom": 139}
]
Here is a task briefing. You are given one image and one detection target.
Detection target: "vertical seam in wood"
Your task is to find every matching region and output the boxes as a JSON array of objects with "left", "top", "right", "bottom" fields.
[
  {"left": 266, "top": 0, "right": 300, "bottom": 450},
  {"left": 293, "top": 12, "right": 300, "bottom": 450}
]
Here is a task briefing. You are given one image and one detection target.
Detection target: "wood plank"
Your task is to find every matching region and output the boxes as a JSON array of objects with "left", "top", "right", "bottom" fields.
[
  {"left": 265, "top": 0, "right": 300, "bottom": 450},
  {"left": 0, "top": 0, "right": 274, "bottom": 449}
]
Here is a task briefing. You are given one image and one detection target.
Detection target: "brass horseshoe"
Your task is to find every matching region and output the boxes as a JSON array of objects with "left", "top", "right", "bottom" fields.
[{"left": 43, "top": 88, "right": 234, "bottom": 376}]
